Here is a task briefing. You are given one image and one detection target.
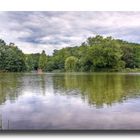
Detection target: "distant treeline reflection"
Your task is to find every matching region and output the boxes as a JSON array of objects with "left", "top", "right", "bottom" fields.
[
  {"left": 53, "top": 73, "right": 140, "bottom": 107},
  {"left": 0, "top": 73, "right": 140, "bottom": 107}
]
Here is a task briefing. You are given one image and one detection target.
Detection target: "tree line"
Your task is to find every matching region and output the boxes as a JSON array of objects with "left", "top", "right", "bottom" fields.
[{"left": 0, "top": 35, "right": 140, "bottom": 72}]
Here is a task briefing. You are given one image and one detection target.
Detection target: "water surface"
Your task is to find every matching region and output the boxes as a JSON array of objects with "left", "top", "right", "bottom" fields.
[{"left": 0, "top": 72, "right": 140, "bottom": 130}]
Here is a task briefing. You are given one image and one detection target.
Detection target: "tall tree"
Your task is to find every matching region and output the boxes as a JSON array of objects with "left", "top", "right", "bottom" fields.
[
  {"left": 39, "top": 50, "right": 47, "bottom": 71},
  {"left": 65, "top": 56, "right": 78, "bottom": 72},
  {"left": 0, "top": 43, "right": 26, "bottom": 72}
]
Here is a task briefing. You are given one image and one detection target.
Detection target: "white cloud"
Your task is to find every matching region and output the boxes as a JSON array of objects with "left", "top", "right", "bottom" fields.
[{"left": 0, "top": 11, "right": 140, "bottom": 55}]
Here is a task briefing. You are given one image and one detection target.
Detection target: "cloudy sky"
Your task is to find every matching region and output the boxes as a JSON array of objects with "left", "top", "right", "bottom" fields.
[{"left": 0, "top": 11, "right": 140, "bottom": 55}]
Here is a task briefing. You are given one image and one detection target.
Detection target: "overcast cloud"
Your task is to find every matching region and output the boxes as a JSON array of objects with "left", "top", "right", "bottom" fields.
[{"left": 0, "top": 11, "right": 140, "bottom": 55}]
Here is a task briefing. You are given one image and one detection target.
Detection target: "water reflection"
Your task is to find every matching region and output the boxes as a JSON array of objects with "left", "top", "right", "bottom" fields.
[
  {"left": 0, "top": 73, "right": 22, "bottom": 104},
  {"left": 0, "top": 73, "right": 140, "bottom": 129},
  {"left": 53, "top": 73, "right": 140, "bottom": 107}
]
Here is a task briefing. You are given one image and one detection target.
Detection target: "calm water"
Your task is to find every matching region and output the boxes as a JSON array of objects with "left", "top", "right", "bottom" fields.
[{"left": 0, "top": 72, "right": 140, "bottom": 130}]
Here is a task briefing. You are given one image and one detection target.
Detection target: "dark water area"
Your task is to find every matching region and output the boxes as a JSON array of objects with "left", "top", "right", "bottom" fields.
[{"left": 0, "top": 72, "right": 140, "bottom": 130}]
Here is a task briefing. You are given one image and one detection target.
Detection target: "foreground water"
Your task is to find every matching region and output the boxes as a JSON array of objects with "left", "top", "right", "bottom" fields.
[{"left": 0, "top": 72, "right": 140, "bottom": 130}]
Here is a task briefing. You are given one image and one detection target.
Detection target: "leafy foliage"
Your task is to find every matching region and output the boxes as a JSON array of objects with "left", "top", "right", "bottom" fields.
[
  {"left": 25, "top": 53, "right": 40, "bottom": 71},
  {"left": 0, "top": 40, "right": 26, "bottom": 72},
  {"left": 39, "top": 50, "right": 47, "bottom": 71},
  {"left": 65, "top": 56, "right": 78, "bottom": 72},
  {"left": 46, "top": 35, "right": 140, "bottom": 72},
  {"left": 0, "top": 35, "right": 140, "bottom": 72}
]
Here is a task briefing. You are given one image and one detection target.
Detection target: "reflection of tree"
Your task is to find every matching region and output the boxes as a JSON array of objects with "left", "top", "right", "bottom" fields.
[
  {"left": 53, "top": 73, "right": 140, "bottom": 107},
  {"left": 0, "top": 73, "right": 48, "bottom": 106},
  {"left": 40, "top": 74, "right": 46, "bottom": 95},
  {"left": 0, "top": 114, "right": 2, "bottom": 129},
  {"left": 0, "top": 73, "right": 23, "bottom": 105}
]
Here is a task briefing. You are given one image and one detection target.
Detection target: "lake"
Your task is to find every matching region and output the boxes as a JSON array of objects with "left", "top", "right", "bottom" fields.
[{"left": 0, "top": 72, "right": 140, "bottom": 130}]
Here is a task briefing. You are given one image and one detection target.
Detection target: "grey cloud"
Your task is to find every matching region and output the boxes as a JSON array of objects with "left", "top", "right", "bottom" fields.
[{"left": 0, "top": 11, "right": 140, "bottom": 54}]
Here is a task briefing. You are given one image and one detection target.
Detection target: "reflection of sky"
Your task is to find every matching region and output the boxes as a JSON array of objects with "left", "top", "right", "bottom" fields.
[
  {"left": 1, "top": 73, "right": 140, "bottom": 129},
  {"left": 2, "top": 89, "right": 140, "bottom": 129}
]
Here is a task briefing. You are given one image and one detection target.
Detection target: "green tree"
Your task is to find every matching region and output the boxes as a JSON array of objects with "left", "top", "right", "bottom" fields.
[
  {"left": 25, "top": 54, "right": 34, "bottom": 71},
  {"left": 65, "top": 56, "right": 78, "bottom": 72},
  {"left": 86, "top": 36, "right": 125, "bottom": 71},
  {"left": 121, "top": 46, "right": 135, "bottom": 68},
  {"left": 1, "top": 35, "right": 140, "bottom": 73},
  {"left": 0, "top": 42, "right": 26, "bottom": 72},
  {"left": 39, "top": 50, "right": 47, "bottom": 71},
  {"left": 25, "top": 53, "right": 40, "bottom": 71},
  {"left": 133, "top": 46, "right": 140, "bottom": 68},
  {"left": 4, "top": 46, "right": 26, "bottom": 72}
]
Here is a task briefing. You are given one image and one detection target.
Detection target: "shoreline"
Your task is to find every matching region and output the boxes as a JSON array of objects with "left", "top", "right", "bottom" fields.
[{"left": 0, "top": 69, "right": 140, "bottom": 74}]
